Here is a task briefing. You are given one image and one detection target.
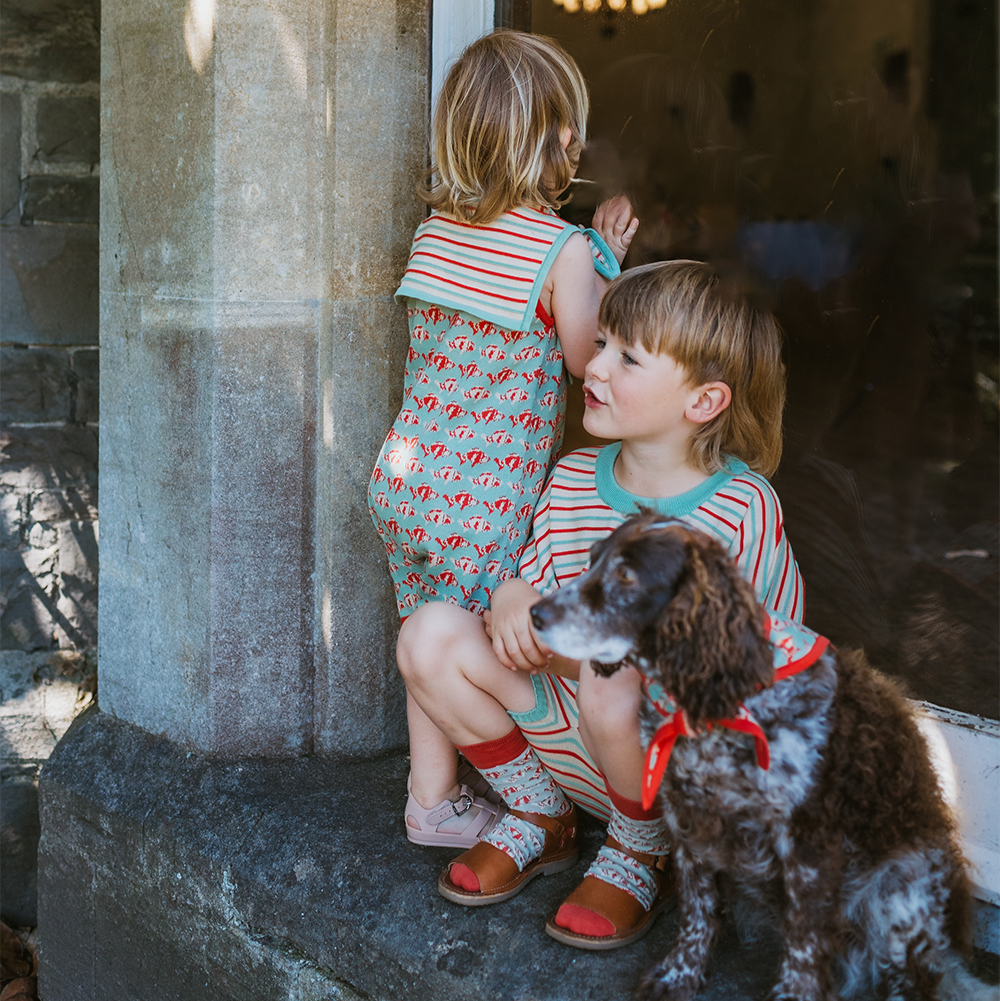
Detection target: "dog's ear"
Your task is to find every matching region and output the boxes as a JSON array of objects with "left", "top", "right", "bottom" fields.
[{"left": 655, "top": 533, "right": 773, "bottom": 725}]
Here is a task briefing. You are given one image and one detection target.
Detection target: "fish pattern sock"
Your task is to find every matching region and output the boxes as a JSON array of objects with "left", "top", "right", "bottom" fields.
[
  {"left": 450, "top": 729, "right": 571, "bottom": 889},
  {"left": 555, "top": 785, "right": 670, "bottom": 938}
]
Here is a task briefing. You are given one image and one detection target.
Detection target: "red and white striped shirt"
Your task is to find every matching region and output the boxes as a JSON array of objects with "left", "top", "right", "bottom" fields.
[{"left": 519, "top": 444, "right": 803, "bottom": 621}]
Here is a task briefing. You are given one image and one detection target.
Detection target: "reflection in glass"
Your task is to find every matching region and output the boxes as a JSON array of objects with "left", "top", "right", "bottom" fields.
[{"left": 533, "top": 0, "right": 998, "bottom": 718}]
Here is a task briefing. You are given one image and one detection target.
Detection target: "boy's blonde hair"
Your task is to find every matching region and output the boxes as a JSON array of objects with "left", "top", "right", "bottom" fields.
[
  {"left": 599, "top": 261, "right": 786, "bottom": 478},
  {"left": 420, "top": 31, "right": 588, "bottom": 225}
]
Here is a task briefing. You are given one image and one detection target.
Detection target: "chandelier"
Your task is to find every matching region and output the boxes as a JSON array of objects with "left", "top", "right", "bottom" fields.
[{"left": 553, "top": 0, "right": 668, "bottom": 11}]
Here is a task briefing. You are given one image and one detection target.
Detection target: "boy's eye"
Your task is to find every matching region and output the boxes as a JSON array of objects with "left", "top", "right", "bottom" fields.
[
  {"left": 595, "top": 338, "right": 606, "bottom": 350},
  {"left": 622, "top": 351, "right": 637, "bottom": 366}
]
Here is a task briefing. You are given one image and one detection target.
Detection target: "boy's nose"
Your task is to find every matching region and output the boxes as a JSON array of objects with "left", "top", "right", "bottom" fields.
[{"left": 585, "top": 353, "right": 607, "bottom": 381}]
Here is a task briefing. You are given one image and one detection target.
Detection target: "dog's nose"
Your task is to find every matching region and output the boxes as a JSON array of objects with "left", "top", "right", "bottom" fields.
[{"left": 530, "top": 602, "right": 559, "bottom": 631}]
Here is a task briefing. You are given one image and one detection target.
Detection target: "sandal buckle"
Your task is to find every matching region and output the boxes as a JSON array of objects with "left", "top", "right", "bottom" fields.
[{"left": 451, "top": 792, "right": 474, "bottom": 817}]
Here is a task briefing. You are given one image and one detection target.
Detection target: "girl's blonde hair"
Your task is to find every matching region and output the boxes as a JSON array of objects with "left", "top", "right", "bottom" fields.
[
  {"left": 420, "top": 31, "right": 589, "bottom": 225},
  {"left": 599, "top": 261, "right": 787, "bottom": 478}
]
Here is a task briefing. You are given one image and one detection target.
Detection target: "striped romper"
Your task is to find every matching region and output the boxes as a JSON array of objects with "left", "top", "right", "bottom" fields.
[
  {"left": 369, "top": 207, "right": 619, "bottom": 618},
  {"left": 510, "top": 444, "right": 805, "bottom": 820}
]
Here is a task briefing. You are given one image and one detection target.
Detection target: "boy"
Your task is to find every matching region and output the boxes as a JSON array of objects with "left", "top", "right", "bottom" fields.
[{"left": 396, "top": 260, "right": 803, "bottom": 949}]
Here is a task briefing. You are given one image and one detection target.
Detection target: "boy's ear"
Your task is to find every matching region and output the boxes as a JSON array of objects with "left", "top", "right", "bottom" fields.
[{"left": 686, "top": 382, "right": 732, "bottom": 424}]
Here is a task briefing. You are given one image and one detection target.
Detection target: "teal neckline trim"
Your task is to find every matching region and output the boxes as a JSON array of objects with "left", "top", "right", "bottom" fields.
[{"left": 594, "top": 442, "right": 748, "bottom": 517}]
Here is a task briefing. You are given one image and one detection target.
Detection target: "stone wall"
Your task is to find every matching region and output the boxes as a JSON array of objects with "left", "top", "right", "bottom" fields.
[
  {"left": 1, "top": 0, "right": 100, "bottom": 653},
  {"left": 0, "top": 0, "right": 101, "bottom": 928}
]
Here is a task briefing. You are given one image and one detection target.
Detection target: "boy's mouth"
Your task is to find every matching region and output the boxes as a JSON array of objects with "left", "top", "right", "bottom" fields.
[{"left": 583, "top": 386, "right": 604, "bottom": 409}]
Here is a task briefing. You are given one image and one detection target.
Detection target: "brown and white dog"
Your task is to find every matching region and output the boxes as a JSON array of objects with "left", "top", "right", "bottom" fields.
[{"left": 530, "top": 513, "right": 993, "bottom": 1001}]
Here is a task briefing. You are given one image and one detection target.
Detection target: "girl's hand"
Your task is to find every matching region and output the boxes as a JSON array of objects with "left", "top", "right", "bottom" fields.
[
  {"left": 593, "top": 194, "right": 639, "bottom": 265},
  {"left": 486, "top": 579, "right": 553, "bottom": 673}
]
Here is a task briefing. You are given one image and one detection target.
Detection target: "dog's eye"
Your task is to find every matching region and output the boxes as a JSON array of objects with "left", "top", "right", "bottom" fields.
[{"left": 616, "top": 566, "right": 638, "bottom": 587}]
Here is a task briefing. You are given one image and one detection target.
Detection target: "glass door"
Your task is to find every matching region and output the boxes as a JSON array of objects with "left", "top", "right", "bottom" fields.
[{"left": 431, "top": 0, "right": 999, "bottom": 925}]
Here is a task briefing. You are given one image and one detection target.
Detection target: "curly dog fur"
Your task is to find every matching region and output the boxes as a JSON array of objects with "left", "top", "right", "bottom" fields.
[{"left": 531, "top": 513, "right": 992, "bottom": 1001}]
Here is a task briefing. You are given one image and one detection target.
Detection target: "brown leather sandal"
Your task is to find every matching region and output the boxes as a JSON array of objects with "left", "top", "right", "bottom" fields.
[
  {"left": 544, "top": 837, "right": 676, "bottom": 950},
  {"left": 437, "top": 805, "right": 579, "bottom": 906}
]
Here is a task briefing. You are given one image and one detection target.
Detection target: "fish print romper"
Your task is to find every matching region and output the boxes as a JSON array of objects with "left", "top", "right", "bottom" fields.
[{"left": 368, "top": 206, "right": 619, "bottom": 617}]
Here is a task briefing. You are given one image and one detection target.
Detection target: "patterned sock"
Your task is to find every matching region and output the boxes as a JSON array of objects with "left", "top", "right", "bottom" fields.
[
  {"left": 557, "top": 785, "right": 670, "bottom": 937},
  {"left": 451, "top": 729, "right": 569, "bottom": 886}
]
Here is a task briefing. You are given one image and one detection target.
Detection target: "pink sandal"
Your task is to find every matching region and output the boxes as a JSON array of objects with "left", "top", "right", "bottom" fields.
[{"left": 405, "top": 773, "right": 505, "bottom": 848}]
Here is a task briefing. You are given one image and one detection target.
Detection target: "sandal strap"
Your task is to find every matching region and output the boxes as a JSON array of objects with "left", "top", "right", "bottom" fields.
[
  {"left": 425, "top": 786, "right": 476, "bottom": 826},
  {"left": 556, "top": 836, "right": 675, "bottom": 932},
  {"left": 507, "top": 804, "right": 577, "bottom": 846},
  {"left": 604, "top": 836, "right": 671, "bottom": 873}
]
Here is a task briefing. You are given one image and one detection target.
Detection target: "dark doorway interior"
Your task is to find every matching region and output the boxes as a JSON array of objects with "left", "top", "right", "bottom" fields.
[{"left": 525, "top": 0, "right": 998, "bottom": 718}]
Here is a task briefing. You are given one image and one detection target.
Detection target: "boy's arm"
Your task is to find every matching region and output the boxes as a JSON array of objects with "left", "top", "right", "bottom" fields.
[{"left": 486, "top": 470, "right": 582, "bottom": 678}]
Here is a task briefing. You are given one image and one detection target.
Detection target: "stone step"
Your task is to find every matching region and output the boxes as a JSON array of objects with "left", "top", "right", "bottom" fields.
[{"left": 37, "top": 708, "right": 995, "bottom": 1001}]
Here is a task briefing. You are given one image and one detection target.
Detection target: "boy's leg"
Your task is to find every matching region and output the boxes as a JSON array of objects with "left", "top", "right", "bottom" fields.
[
  {"left": 398, "top": 602, "right": 578, "bottom": 902},
  {"left": 548, "top": 662, "right": 675, "bottom": 948}
]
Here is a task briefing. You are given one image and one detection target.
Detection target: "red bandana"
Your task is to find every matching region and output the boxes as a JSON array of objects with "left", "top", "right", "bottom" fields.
[{"left": 640, "top": 613, "right": 830, "bottom": 810}]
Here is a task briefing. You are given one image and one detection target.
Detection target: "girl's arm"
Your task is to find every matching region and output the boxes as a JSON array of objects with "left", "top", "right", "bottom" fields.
[
  {"left": 486, "top": 577, "right": 550, "bottom": 671},
  {"left": 544, "top": 197, "right": 638, "bottom": 379}
]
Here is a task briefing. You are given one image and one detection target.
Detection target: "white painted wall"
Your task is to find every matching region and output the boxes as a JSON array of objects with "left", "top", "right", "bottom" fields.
[
  {"left": 430, "top": 0, "right": 493, "bottom": 119},
  {"left": 918, "top": 705, "right": 999, "bottom": 885}
]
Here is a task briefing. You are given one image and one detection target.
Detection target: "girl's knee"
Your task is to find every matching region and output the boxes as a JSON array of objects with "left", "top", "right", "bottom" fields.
[
  {"left": 397, "top": 600, "right": 474, "bottom": 684},
  {"left": 398, "top": 602, "right": 446, "bottom": 680}
]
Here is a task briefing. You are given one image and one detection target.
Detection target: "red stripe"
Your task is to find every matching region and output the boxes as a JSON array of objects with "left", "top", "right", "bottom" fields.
[
  {"left": 413, "top": 229, "right": 543, "bottom": 263},
  {"left": 409, "top": 250, "right": 534, "bottom": 283},
  {"left": 734, "top": 477, "right": 768, "bottom": 584},
  {"left": 405, "top": 269, "right": 525, "bottom": 305},
  {"left": 702, "top": 507, "right": 738, "bottom": 533},
  {"left": 429, "top": 216, "right": 553, "bottom": 245},
  {"left": 508, "top": 209, "right": 568, "bottom": 231},
  {"left": 777, "top": 558, "right": 790, "bottom": 610}
]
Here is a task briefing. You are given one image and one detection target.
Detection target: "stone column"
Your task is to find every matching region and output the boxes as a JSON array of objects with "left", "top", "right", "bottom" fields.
[{"left": 99, "top": 0, "right": 426, "bottom": 756}]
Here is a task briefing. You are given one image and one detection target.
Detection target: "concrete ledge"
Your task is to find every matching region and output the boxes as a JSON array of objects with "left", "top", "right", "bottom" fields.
[{"left": 37, "top": 709, "right": 994, "bottom": 1001}]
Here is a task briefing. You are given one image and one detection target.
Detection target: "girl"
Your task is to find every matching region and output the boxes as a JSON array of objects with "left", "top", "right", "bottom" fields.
[{"left": 368, "top": 31, "right": 637, "bottom": 849}]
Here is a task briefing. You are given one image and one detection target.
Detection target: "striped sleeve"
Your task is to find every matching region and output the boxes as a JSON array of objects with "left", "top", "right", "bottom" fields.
[{"left": 727, "top": 474, "right": 804, "bottom": 622}]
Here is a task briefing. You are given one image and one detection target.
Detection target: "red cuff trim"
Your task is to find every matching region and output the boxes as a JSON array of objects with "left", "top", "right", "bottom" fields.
[
  {"left": 607, "top": 783, "right": 660, "bottom": 822},
  {"left": 457, "top": 728, "right": 528, "bottom": 770}
]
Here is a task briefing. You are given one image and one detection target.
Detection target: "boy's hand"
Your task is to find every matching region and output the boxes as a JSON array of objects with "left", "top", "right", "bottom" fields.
[
  {"left": 485, "top": 579, "right": 553, "bottom": 673},
  {"left": 593, "top": 194, "right": 638, "bottom": 265}
]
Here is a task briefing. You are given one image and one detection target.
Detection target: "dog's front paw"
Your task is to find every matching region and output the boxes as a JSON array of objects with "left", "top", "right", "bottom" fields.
[
  {"left": 769, "top": 964, "right": 832, "bottom": 1001},
  {"left": 768, "top": 982, "right": 829, "bottom": 1001},
  {"left": 637, "top": 963, "right": 702, "bottom": 1001}
]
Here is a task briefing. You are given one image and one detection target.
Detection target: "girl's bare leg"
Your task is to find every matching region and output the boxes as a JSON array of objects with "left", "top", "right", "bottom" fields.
[{"left": 406, "top": 691, "right": 461, "bottom": 808}]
